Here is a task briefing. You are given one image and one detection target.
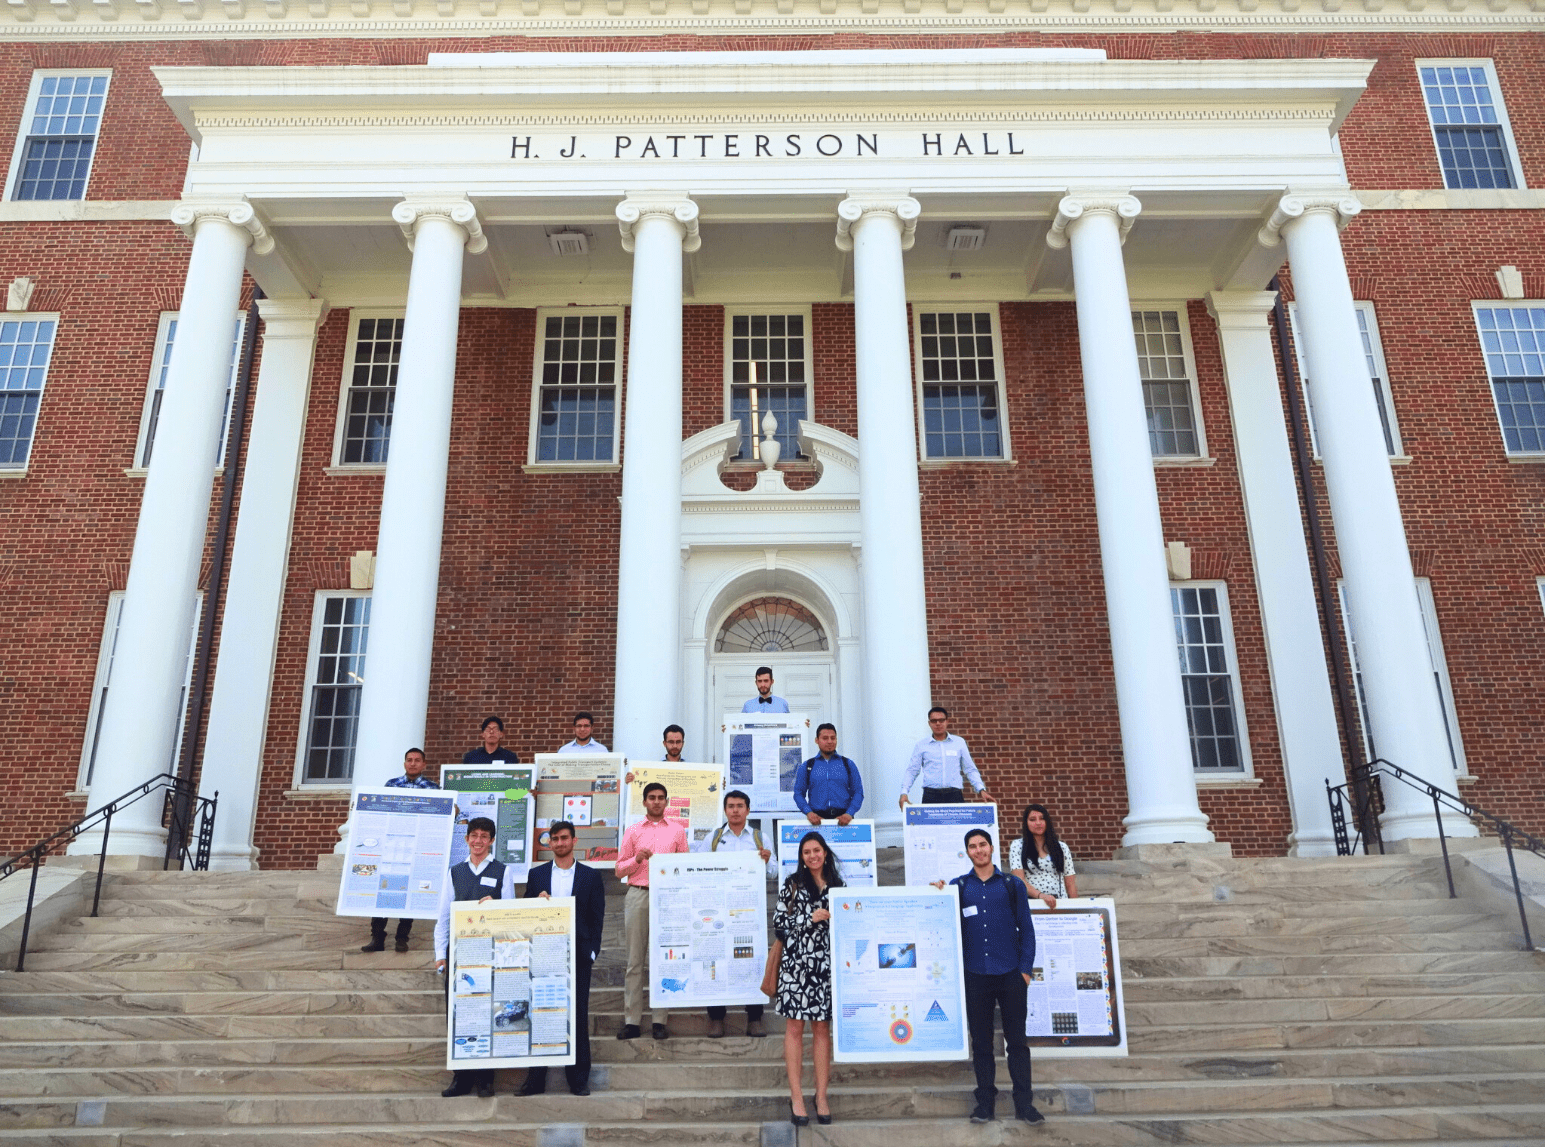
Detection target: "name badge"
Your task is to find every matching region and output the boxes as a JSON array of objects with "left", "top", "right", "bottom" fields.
[
  {"left": 480, "top": 876, "right": 497, "bottom": 887},
  {"left": 962, "top": 905, "right": 978, "bottom": 917},
  {"left": 945, "top": 750, "right": 958, "bottom": 758}
]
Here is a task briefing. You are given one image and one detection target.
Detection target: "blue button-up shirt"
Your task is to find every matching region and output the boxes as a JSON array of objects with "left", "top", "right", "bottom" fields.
[
  {"left": 901, "top": 733, "right": 984, "bottom": 795},
  {"left": 949, "top": 867, "right": 1036, "bottom": 977},
  {"left": 384, "top": 774, "right": 439, "bottom": 789},
  {"left": 742, "top": 694, "right": 791, "bottom": 713},
  {"left": 792, "top": 754, "right": 864, "bottom": 818}
]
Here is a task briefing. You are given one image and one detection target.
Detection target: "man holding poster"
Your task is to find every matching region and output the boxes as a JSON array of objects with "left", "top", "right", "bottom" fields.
[{"left": 614, "top": 783, "right": 688, "bottom": 1040}]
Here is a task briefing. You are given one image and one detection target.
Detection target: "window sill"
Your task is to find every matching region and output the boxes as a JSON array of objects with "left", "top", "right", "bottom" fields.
[
  {"left": 324, "top": 465, "right": 387, "bottom": 477},
  {"left": 918, "top": 456, "right": 1017, "bottom": 470},
  {"left": 123, "top": 466, "right": 225, "bottom": 479},
  {"left": 521, "top": 462, "right": 621, "bottom": 474},
  {"left": 1194, "top": 774, "right": 1263, "bottom": 787},
  {"left": 283, "top": 786, "right": 353, "bottom": 800},
  {"left": 1154, "top": 456, "right": 1217, "bottom": 469},
  {"left": 64, "top": 789, "right": 89, "bottom": 801},
  {"left": 0, "top": 467, "right": 27, "bottom": 479},
  {"left": 1308, "top": 455, "right": 1413, "bottom": 466},
  {"left": 1454, "top": 773, "right": 1479, "bottom": 785},
  {"left": 1505, "top": 453, "right": 1545, "bottom": 464}
]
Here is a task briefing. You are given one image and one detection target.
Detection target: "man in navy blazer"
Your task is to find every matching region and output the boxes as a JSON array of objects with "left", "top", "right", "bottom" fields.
[{"left": 518, "top": 819, "right": 605, "bottom": 1096}]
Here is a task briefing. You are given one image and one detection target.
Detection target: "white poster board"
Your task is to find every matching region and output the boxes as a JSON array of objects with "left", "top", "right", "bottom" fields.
[
  {"left": 830, "top": 884, "right": 969, "bottom": 1063},
  {"left": 902, "top": 803, "right": 1000, "bottom": 887},
  {"left": 777, "top": 819, "right": 877, "bottom": 887},
  {"left": 335, "top": 787, "right": 457, "bottom": 919},
  {"left": 621, "top": 763, "right": 727, "bottom": 849},
  {"left": 441, "top": 766, "right": 536, "bottom": 883},
  {"left": 1025, "top": 897, "right": 1128, "bottom": 1058},
  {"left": 532, "top": 754, "right": 624, "bottom": 868},
  {"left": 722, "top": 712, "right": 813, "bottom": 813},
  {"left": 648, "top": 850, "right": 770, "bottom": 1010},
  {"left": 447, "top": 897, "right": 578, "bottom": 1069}
]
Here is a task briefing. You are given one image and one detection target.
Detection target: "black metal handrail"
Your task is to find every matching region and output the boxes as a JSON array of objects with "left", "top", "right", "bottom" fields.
[
  {"left": 0, "top": 774, "right": 218, "bottom": 971},
  {"left": 1329, "top": 758, "right": 1541, "bottom": 950}
]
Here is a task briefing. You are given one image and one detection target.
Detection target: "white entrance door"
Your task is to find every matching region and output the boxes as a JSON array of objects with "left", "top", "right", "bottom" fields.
[{"left": 710, "top": 656, "right": 835, "bottom": 764}]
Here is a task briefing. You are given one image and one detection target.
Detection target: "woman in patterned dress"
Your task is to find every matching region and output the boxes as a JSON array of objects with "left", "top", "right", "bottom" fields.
[
  {"left": 1008, "top": 803, "right": 1078, "bottom": 908},
  {"left": 774, "top": 831, "right": 843, "bottom": 1126}
]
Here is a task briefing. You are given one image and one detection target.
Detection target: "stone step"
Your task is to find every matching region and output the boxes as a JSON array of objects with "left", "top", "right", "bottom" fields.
[
  {"left": 1122, "top": 951, "right": 1544, "bottom": 977},
  {"left": 0, "top": 992, "right": 438, "bottom": 1017},
  {"left": 1124, "top": 1016, "right": 1545, "bottom": 1053},
  {"left": 1120, "top": 971, "right": 1545, "bottom": 1000},
  {"left": 0, "top": 972, "right": 437, "bottom": 994},
  {"left": 1119, "top": 932, "right": 1528, "bottom": 957}
]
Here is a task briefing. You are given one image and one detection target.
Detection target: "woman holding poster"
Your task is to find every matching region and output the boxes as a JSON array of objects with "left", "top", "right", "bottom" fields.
[
  {"left": 1008, "top": 804, "right": 1078, "bottom": 908},
  {"left": 773, "top": 832, "right": 843, "bottom": 1127}
]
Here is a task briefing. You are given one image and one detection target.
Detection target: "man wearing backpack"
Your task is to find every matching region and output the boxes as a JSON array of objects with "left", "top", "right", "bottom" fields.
[
  {"left": 694, "top": 788, "right": 775, "bottom": 1038},
  {"left": 793, "top": 723, "right": 865, "bottom": 825}
]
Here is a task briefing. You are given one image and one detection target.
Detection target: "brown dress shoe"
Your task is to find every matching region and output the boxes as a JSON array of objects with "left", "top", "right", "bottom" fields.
[{"left": 746, "top": 1018, "right": 767, "bottom": 1037}]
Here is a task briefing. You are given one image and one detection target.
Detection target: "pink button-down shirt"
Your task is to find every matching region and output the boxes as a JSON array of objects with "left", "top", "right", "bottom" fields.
[{"left": 615, "top": 817, "right": 689, "bottom": 887}]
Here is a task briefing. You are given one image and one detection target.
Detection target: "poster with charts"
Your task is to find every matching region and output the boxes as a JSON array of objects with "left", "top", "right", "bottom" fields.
[
  {"left": 441, "top": 767, "right": 535, "bottom": 883},
  {"left": 648, "top": 850, "right": 770, "bottom": 1010},
  {"left": 447, "top": 897, "right": 576, "bottom": 1069},
  {"left": 777, "top": 819, "right": 877, "bottom": 887},
  {"left": 532, "top": 754, "right": 623, "bottom": 868},
  {"left": 621, "top": 763, "right": 727, "bottom": 849},
  {"left": 902, "top": 804, "right": 1000, "bottom": 887},
  {"left": 722, "top": 712, "right": 812, "bottom": 814},
  {"left": 830, "top": 884, "right": 969, "bottom": 1064},
  {"left": 1024, "top": 898, "right": 1128, "bottom": 1057},
  {"left": 336, "top": 787, "right": 457, "bottom": 919}
]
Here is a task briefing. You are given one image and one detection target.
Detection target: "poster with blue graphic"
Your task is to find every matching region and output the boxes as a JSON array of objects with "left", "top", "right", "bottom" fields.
[
  {"left": 777, "top": 819, "right": 877, "bottom": 887},
  {"left": 902, "top": 803, "right": 999, "bottom": 887},
  {"left": 648, "top": 850, "right": 770, "bottom": 1010},
  {"left": 830, "top": 885, "right": 969, "bottom": 1064},
  {"left": 336, "top": 787, "right": 457, "bottom": 919}
]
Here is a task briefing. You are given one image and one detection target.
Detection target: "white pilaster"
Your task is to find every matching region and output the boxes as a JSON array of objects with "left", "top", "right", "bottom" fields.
[
  {"left": 1048, "top": 194, "right": 1213, "bottom": 847},
  {"left": 351, "top": 202, "right": 483, "bottom": 787},
  {"left": 1206, "top": 290, "right": 1341, "bottom": 856},
  {"left": 612, "top": 196, "right": 699, "bottom": 759},
  {"left": 69, "top": 200, "right": 269, "bottom": 858},
  {"left": 837, "top": 194, "right": 928, "bottom": 838},
  {"left": 1261, "top": 196, "right": 1470, "bottom": 841},
  {"left": 200, "top": 297, "right": 329, "bottom": 871}
]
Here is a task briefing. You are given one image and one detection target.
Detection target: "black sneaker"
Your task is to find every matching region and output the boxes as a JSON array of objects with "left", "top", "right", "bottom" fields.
[
  {"left": 476, "top": 1081, "right": 495, "bottom": 1099},
  {"left": 616, "top": 1024, "right": 641, "bottom": 1040},
  {"left": 652, "top": 1023, "right": 670, "bottom": 1040},
  {"left": 441, "top": 1079, "right": 472, "bottom": 1098},
  {"left": 969, "top": 1105, "right": 996, "bottom": 1124},
  {"left": 1017, "top": 1107, "right": 1046, "bottom": 1125},
  {"left": 360, "top": 939, "right": 386, "bottom": 953}
]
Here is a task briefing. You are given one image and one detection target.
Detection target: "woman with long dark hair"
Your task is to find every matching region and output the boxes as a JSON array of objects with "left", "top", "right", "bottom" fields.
[
  {"left": 1008, "top": 803, "right": 1078, "bottom": 908},
  {"left": 773, "top": 830, "right": 844, "bottom": 1126}
]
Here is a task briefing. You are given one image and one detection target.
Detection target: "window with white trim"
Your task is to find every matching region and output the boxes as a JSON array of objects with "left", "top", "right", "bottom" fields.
[
  {"left": 726, "top": 308, "right": 810, "bottom": 462},
  {"left": 527, "top": 307, "right": 622, "bottom": 465},
  {"left": 333, "top": 313, "right": 404, "bottom": 467},
  {"left": 1337, "top": 578, "right": 1466, "bottom": 775},
  {"left": 79, "top": 591, "right": 202, "bottom": 789},
  {"left": 135, "top": 311, "right": 247, "bottom": 469},
  {"left": 912, "top": 306, "right": 1009, "bottom": 460},
  {"left": 298, "top": 591, "right": 371, "bottom": 784},
  {"left": 1473, "top": 303, "right": 1545, "bottom": 457},
  {"left": 6, "top": 71, "right": 109, "bottom": 202},
  {"left": 0, "top": 315, "right": 58, "bottom": 470},
  {"left": 1416, "top": 60, "right": 1522, "bottom": 191},
  {"left": 1287, "top": 301, "right": 1403, "bottom": 458},
  {"left": 1134, "top": 308, "right": 1205, "bottom": 459},
  {"left": 1170, "top": 582, "right": 1250, "bottom": 774}
]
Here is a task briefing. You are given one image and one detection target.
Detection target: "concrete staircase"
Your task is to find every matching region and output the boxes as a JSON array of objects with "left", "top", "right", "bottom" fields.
[{"left": 1, "top": 853, "right": 1543, "bottom": 1146}]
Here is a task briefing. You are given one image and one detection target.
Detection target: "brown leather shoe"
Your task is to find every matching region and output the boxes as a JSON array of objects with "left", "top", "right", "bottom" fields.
[
  {"left": 746, "top": 1019, "right": 767, "bottom": 1037},
  {"left": 707, "top": 1019, "right": 725, "bottom": 1038}
]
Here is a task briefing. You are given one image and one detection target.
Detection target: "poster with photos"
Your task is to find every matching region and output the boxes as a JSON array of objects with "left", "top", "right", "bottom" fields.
[
  {"left": 532, "top": 754, "right": 623, "bottom": 868},
  {"left": 1024, "top": 897, "right": 1128, "bottom": 1057}
]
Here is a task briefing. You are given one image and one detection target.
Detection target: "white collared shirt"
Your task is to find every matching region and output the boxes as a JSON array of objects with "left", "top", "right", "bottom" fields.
[
  {"left": 434, "top": 854, "right": 497, "bottom": 962},
  {"left": 692, "top": 821, "right": 777, "bottom": 877},
  {"left": 549, "top": 858, "right": 577, "bottom": 900},
  {"left": 558, "top": 739, "right": 610, "bottom": 754}
]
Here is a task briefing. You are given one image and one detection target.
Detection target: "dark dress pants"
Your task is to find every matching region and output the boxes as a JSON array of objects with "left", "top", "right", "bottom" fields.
[
  {"left": 922, "top": 787, "right": 964, "bottom": 804},
  {"left": 964, "top": 969, "right": 1034, "bottom": 1115},
  {"left": 523, "top": 952, "right": 593, "bottom": 1093},
  {"left": 706, "top": 1003, "right": 765, "bottom": 1022},
  {"left": 370, "top": 917, "right": 413, "bottom": 942}
]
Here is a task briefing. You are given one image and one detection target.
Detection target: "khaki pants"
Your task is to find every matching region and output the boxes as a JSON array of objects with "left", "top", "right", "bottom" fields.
[{"left": 624, "top": 885, "right": 668, "bottom": 1027}]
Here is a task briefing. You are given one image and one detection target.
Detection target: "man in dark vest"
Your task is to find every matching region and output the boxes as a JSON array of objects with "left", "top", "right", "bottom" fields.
[{"left": 434, "top": 817, "right": 504, "bottom": 1098}]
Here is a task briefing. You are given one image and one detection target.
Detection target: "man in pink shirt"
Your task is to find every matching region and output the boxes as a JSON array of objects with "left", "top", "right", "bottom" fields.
[{"left": 615, "top": 781, "right": 689, "bottom": 1040}]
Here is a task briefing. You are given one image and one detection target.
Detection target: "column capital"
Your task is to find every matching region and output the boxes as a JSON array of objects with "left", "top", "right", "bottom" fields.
[
  {"left": 1205, "top": 290, "right": 1280, "bottom": 331},
  {"left": 834, "top": 196, "right": 920, "bottom": 252},
  {"left": 616, "top": 196, "right": 701, "bottom": 253},
  {"left": 1257, "top": 193, "right": 1361, "bottom": 248},
  {"left": 171, "top": 198, "right": 274, "bottom": 255},
  {"left": 1045, "top": 194, "right": 1141, "bottom": 250},
  {"left": 255, "top": 296, "right": 331, "bottom": 339},
  {"left": 392, "top": 200, "right": 488, "bottom": 254}
]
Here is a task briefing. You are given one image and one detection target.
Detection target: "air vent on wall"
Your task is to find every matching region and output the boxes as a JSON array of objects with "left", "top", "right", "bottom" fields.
[
  {"left": 548, "top": 231, "right": 590, "bottom": 257},
  {"left": 945, "top": 227, "right": 986, "bottom": 251}
]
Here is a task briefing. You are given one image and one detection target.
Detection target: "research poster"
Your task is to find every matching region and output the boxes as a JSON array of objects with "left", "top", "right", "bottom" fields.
[
  {"left": 532, "top": 754, "right": 623, "bottom": 868},
  {"left": 722, "top": 712, "right": 813, "bottom": 813},
  {"left": 441, "top": 766, "right": 535, "bottom": 881},
  {"left": 901, "top": 803, "right": 1000, "bottom": 887},
  {"left": 647, "top": 850, "right": 770, "bottom": 1010},
  {"left": 621, "top": 763, "right": 726, "bottom": 847},
  {"left": 1025, "top": 897, "right": 1128, "bottom": 1058},
  {"left": 777, "top": 819, "right": 877, "bottom": 887},
  {"left": 830, "top": 884, "right": 969, "bottom": 1064},
  {"left": 447, "top": 897, "right": 577, "bottom": 1069},
  {"left": 336, "top": 787, "right": 457, "bottom": 919}
]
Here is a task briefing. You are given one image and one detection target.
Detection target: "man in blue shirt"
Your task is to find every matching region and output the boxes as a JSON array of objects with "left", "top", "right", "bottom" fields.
[
  {"left": 740, "top": 667, "right": 790, "bottom": 713},
  {"left": 362, "top": 748, "right": 438, "bottom": 954},
  {"left": 939, "top": 827, "right": 1041, "bottom": 1125},
  {"left": 793, "top": 723, "right": 864, "bottom": 824}
]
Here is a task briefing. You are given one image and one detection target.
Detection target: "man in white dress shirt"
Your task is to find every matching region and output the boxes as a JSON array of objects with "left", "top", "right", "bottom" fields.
[
  {"left": 898, "top": 706, "right": 994, "bottom": 807},
  {"left": 692, "top": 789, "right": 774, "bottom": 1037},
  {"left": 740, "top": 667, "right": 790, "bottom": 713},
  {"left": 558, "top": 711, "right": 609, "bottom": 753}
]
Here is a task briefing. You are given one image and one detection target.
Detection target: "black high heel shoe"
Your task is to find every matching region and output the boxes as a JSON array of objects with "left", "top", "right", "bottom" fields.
[
  {"left": 789, "top": 1102, "right": 810, "bottom": 1127},
  {"left": 815, "top": 1095, "right": 833, "bottom": 1124}
]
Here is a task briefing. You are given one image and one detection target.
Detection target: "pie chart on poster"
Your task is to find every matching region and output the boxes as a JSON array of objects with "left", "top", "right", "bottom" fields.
[{"left": 889, "top": 1019, "right": 913, "bottom": 1044}]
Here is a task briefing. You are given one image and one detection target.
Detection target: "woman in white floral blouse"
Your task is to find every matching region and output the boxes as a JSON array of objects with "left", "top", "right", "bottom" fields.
[{"left": 1007, "top": 803, "right": 1077, "bottom": 908}]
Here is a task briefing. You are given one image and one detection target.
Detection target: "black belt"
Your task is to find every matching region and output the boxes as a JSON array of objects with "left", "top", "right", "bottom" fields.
[{"left": 814, "top": 807, "right": 846, "bottom": 820}]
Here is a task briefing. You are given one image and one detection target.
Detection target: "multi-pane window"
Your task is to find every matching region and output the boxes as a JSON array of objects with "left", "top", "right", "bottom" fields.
[
  {"left": 301, "top": 593, "right": 371, "bottom": 784},
  {"left": 1134, "top": 310, "right": 1202, "bottom": 458},
  {"left": 1417, "top": 62, "right": 1519, "bottom": 191},
  {"left": 915, "top": 309, "right": 1005, "bottom": 459},
  {"left": 137, "top": 312, "right": 247, "bottom": 469},
  {"left": 1474, "top": 305, "right": 1545, "bottom": 456},
  {"left": 0, "top": 316, "right": 58, "bottom": 470},
  {"left": 533, "top": 310, "right": 619, "bottom": 463},
  {"left": 9, "top": 73, "right": 109, "bottom": 202},
  {"left": 729, "top": 311, "right": 808, "bottom": 461},
  {"left": 1171, "top": 584, "right": 1248, "bottom": 773},
  {"left": 1288, "top": 301, "right": 1402, "bottom": 458},
  {"left": 337, "top": 316, "right": 404, "bottom": 466}
]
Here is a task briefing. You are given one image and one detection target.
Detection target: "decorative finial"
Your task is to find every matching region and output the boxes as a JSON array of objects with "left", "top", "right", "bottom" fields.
[{"left": 759, "top": 409, "right": 781, "bottom": 470}]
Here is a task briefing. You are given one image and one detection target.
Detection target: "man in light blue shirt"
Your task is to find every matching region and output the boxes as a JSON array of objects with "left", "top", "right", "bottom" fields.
[
  {"left": 558, "top": 711, "right": 610, "bottom": 754},
  {"left": 898, "top": 706, "right": 993, "bottom": 807},
  {"left": 740, "top": 666, "right": 790, "bottom": 713}
]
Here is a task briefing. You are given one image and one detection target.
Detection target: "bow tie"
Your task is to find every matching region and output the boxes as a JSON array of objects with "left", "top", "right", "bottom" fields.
[{"left": 758, "top": 697, "right": 773, "bottom": 703}]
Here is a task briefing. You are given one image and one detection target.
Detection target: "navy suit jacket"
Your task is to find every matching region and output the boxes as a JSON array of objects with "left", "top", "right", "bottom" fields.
[{"left": 524, "top": 860, "right": 605, "bottom": 962}]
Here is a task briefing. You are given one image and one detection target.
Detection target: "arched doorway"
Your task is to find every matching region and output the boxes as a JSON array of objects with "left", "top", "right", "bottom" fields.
[{"left": 709, "top": 595, "right": 836, "bottom": 728}]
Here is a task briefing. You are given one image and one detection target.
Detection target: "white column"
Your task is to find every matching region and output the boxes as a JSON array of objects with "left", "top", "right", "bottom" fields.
[
  {"left": 69, "top": 201, "right": 269, "bottom": 858},
  {"left": 351, "top": 202, "right": 484, "bottom": 788},
  {"left": 1047, "top": 195, "right": 1213, "bottom": 847},
  {"left": 836, "top": 195, "right": 929, "bottom": 839},
  {"left": 199, "top": 297, "right": 329, "bottom": 870},
  {"left": 1261, "top": 195, "right": 1470, "bottom": 840},
  {"left": 1207, "top": 290, "right": 1342, "bottom": 856},
  {"left": 612, "top": 197, "right": 698, "bottom": 759}
]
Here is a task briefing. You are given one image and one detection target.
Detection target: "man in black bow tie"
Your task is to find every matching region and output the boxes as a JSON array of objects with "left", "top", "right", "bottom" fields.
[{"left": 740, "top": 666, "right": 790, "bottom": 713}]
